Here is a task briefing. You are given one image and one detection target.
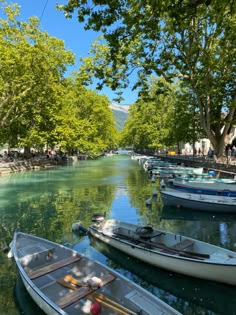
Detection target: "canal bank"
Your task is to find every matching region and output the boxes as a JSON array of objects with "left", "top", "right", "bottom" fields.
[
  {"left": 0, "top": 158, "right": 58, "bottom": 176},
  {"left": 0, "top": 154, "right": 99, "bottom": 177}
]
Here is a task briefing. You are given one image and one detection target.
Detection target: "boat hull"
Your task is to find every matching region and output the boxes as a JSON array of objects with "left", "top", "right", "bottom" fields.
[
  {"left": 19, "top": 273, "right": 61, "bottom": 315},
  {"left": 172, "top": 181, "right": 236, "bottom": 196},
  {"left": 88, "top": 220, "right": 236, "bottom": 286},
  {"left": 159, "top": 167, "right": 204, "bottom": 178},
  {"left": 160, "top": 191, "right": 236, "bottom": 212}
]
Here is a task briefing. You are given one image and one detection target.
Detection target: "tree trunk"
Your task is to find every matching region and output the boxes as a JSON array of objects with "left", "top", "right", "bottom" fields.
[{"left": 24, "top": 147, "right": 31, "bottom": 158}]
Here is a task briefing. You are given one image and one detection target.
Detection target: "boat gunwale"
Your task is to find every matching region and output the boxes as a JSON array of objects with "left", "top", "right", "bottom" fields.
[{"left": 88, "top": 225, "right": 236, "bottom": 267}]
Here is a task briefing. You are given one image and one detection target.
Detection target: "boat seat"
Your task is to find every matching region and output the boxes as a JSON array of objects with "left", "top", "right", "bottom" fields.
[
  {"left": 171, "top": 239, "right": 194, "bottom": 251},
  {"left": 140, "top": 231, "right": 163, "bottom": 240},
  {"left": 125, "top": 290, "right": 165, "bottom": 315},
  {"left": 56, "top": 273, "right": 116, "bottom": 309},
  {"left": 29, "top": 255, "right": 82, "bottom": 280},
  {"left": 150, "top": 231, "right": 163, "bottom": 238}
]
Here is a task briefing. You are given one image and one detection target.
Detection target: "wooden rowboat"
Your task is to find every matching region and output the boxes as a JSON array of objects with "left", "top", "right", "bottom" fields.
[
  {"left": 88, "top": 219, "right": 236, "bottom": 286},
  {"left": 12, "top": 231, "right": 181, "bottom": 315}
]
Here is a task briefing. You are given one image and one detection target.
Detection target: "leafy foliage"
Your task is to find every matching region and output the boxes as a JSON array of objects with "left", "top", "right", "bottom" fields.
[
  {"left": 52, "top": 78, "right": 118, "bottom": 156},
  {"left": 0, "top": 3, "right": 74, "bottom": 148},
  {"left": 120, "top": 78, "right": 176, "bottom": 149},
  {"left": 0, "top": 2, "right": 118, "bottom": 156},
  {"left": 60, "top": 0, "right": 236, "bottom": 157}
]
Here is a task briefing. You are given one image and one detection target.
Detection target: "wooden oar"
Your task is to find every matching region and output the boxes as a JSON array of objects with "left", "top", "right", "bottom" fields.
[
  {"left": 66, "top": 278, "right": 131, "bottom": 311},
  {"left": 57, "top": 276, "right": 137, "bottom": 315}
]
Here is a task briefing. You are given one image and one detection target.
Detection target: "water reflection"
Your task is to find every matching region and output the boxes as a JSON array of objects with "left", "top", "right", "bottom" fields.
[
  {"left": 159, "top": 205, "right": 236, "bottom": 251},
  {"left": 0, "top": 156, "right": 153, "bottom": 314},
  {"left": 142, "top": 193, "right": 236, "bottom": 252},
  {"left": 0, "top": 155, "right": 236, "bottom": 314},
  {"left": 161, "top": 206, "right": 236, "bottom": 223}
]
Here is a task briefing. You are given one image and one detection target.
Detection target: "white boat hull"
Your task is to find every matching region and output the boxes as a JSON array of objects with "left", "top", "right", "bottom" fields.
[
  {"left": 160, "top": 189, "right": 236, "bottom": 212},
  {"left": 159, "top": 167, "right": 204, "bottom": 178},
  {"left": 88, "top": 220, "right": 236, "bottom": 286},
  {"left": 20, "top": 273, "right": 62, "bottom": 315}
]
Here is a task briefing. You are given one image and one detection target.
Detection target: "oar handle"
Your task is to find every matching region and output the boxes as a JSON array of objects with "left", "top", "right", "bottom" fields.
[
  {"left": 64, "top": 275, "right": 83, "bottom": 286},
  {"left": 90, "top": 295, "right": 133, "bottom": 315},
  {"left": 93, "top": 293, "right": 137, "bottom": 315}
]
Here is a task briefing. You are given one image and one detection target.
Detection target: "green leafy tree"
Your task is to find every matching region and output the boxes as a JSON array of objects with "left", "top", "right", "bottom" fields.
[
  {"left": 168, "top": 84, "right": 206, "bottom": 153},
  {"left": 120, "top": 78, "right": 176, "bottom": 150},
  {"left": 0, "top": 2, "right": 75, "bottom": 150},
  {"left": 60, "top": 1, "right": 236, "bottom": 157},
  {"left": 53, "top": 77, "right": 118, "bottom": 156}
]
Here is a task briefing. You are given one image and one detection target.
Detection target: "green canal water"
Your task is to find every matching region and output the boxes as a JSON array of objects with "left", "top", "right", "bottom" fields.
[{"left": 0, "top": 154, "right": 236, "bottom": 315}]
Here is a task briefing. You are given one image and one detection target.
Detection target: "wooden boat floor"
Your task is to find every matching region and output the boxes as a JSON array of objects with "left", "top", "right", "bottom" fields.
[{"left": 29, "top": 255, "right": 82, "bottom": 279}]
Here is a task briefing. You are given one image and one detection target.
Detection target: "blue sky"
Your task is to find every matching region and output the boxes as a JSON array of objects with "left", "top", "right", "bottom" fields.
[{"left": 7, "top": 0, "right": 137, "bottom": 105}]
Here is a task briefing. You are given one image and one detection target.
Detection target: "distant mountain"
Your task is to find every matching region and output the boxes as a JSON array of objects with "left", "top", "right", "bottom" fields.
[
  {"left": 110, "top": 103, "right": 130, "bottom": 113},
  {"left": 110, "top": 103, "right": 129, "bottom": 131}
]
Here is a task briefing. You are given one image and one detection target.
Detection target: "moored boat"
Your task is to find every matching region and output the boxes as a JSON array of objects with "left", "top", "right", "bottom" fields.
[
  {"left": 12, "top": 231, "right": 181, "bottom": 315},
  {"left": 160, "top": 187, "right": 236, "bottom": 212},
  {"left": 168, "top": 176, "right": 236, "bottom": 184},
  {"left": 88, "top": 219, "right": 236, "bottom": 286},
  {"left": 171, "top": 180, "right": 236, "bottom": 196},
  {"left": 89, "top": 236, "right": 236, "bottom": 315},
  {"left": 158, "top": 167, "right": 204, "bottom": 178}
]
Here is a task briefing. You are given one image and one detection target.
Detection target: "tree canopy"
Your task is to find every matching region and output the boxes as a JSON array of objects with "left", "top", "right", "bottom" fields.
[
  {"left": 52, "top": 77, "right": 118, "bottom": 156},
  {"left": 60, "top": 0, "right": 236, "bottom": 157},
  {"left": 120, "top": 77, "right": 205, "bottom": 152},
  {"left": 120, "top": 78, "right": 176, "bottom": 150},
  {"left": 0, "top": 1, "right": 118, "bottom": 156},
  {"left": 0, "top": 3, "right": 74, "bottom": 147}
]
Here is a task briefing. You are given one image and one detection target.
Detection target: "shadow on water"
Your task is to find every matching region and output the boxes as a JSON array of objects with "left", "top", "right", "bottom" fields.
[
  {"left": 14, "top": 273, "right": 45, "bottom": 315},
  {"left": 89, "top": 235, "right": 236, "bottom": 315},
  {"left": 161, "top": 205, "right": 236, "bottom": 222}
]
